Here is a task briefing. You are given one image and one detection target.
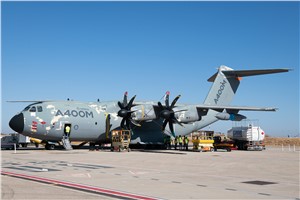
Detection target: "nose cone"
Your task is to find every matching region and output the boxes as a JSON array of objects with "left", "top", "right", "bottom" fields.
[{"left": 9, "top": 113, "right": 24, "bottom": 133}]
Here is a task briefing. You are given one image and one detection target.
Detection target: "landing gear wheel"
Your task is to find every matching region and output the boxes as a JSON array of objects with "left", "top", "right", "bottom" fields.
[{"left": 45, "top": 144, "right": 55, "bottom": 150}]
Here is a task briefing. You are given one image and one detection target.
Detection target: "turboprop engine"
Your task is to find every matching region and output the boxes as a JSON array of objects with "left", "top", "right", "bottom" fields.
[
  {"left": 131, "top": 104, "right": 158, "bottom": 121},
  {"left": 174, "top": 107, "right": 201, "bottom": 123}
]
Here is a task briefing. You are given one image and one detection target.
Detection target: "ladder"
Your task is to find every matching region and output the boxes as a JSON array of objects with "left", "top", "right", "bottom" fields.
[{"left": 62, "top": 135, "right": 73, "bottom": 150}]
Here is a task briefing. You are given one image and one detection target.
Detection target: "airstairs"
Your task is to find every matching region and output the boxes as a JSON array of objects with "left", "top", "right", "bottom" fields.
[{"left": 62, "top": 135, "right": 73, "bottom": 150}]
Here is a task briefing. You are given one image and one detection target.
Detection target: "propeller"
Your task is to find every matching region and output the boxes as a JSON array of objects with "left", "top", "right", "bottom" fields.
[
  {"left": 158, "top": 91, "right": 185, "bottom": 136},
  {"left": 117, "top": 92, "right": 140, "bottom": 129}
]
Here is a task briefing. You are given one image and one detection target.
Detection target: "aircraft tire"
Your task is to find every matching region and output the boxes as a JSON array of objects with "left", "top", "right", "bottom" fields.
[{"left": 45, "top": 144, "right": 55, "bottom": 150}]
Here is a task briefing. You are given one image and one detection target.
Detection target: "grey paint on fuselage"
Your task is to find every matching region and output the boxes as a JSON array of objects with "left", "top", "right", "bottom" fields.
[
  {"left": 9, "top": 65, "right": 289, "bottom": 145},
  {"left": 19, "top": 101, "right": 207, "bottom": 143}
]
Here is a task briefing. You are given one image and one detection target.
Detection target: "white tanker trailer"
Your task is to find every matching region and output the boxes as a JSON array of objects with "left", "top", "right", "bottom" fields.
[{"left": 227, "top": 124, "right": 265, "bottom": 150}]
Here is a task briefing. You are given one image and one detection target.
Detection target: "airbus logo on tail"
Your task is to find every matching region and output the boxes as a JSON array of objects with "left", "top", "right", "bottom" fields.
[{"left": 214, "top": 80, "right": 227, "bottom": 104}]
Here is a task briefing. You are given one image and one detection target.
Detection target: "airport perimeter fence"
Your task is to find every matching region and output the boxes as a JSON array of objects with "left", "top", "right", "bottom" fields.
[{"left": 266, "top": 144, "right": 300, "bottom": 152}]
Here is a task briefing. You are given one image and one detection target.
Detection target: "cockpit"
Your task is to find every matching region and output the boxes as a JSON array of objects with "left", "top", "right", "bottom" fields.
[{"left": 23, "top": 105, "right": 43, "bottom": 112}]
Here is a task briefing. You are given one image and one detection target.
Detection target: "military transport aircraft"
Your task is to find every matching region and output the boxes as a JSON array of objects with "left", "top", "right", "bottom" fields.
[{"left": 9, "top": 65, "right": 289, "bottom": 150}]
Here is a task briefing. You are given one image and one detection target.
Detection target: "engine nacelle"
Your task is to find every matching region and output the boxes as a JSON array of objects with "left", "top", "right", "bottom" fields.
[
  {"left": 215, "top": 113, "right": 246, "bottom": 121},
  {"left": 174, "top": 107, "right": 200, "bottom": 123},
  {"left": 131, "top": 104, "right": 157, "bottom": 121}
]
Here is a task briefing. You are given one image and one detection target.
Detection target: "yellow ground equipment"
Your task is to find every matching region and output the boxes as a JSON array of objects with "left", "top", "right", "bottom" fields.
[
  {"left": 213, "top": 135, "right": 236, "bottom": 152},
  {"left": 30, "top": 137, "right": 42, "bottom": 148},
  {"left": 111, "top": 130, "right": 131, "bottom": 152},
  {"left": 192, "top": 131, "right": 214, "bottom": 152}
]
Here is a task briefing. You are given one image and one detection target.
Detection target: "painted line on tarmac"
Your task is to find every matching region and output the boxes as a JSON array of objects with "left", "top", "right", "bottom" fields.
[{"left": 1, "top": 170, "right": 161, "bottom": 200}]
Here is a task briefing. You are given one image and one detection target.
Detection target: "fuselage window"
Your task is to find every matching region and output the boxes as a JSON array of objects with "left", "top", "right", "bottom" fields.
[
  {"left": 37, "top": 106, "right": 43, "bottom": 112},
  {"left": 29, "top": 106, "right": 36, "bottom": 112}
]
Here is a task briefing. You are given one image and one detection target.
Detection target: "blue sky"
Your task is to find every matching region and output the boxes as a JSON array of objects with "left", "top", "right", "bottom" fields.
[{"left": 1, "top": 2, "right": 299, "bottom": 137}]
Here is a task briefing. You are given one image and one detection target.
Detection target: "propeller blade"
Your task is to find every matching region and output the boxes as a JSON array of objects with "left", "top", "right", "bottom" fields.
[
  {"left": 158, "top": 101, "right": 164, "bottom": 110},
  {"left": 118, "top": 101, "right": 124, "bottom": 109},
  {"left": 130, "top": 119, "right": 141, "bottom": 127},
  {"left": 165, "top": 91, "right": 170, "bottom": 108},
  {"left": 162, "top": 120, "right": 168, "bottom": 131},
  {"left": 125, "top": 118, "right": 131, "bottom": 129},
  {"left": 172, "top": 117, "right": 184, "bottom": 127},
  {"left": 127, "top": 95, "right": 136, "bottom": 109},
  {"left": 123, "top": 92, "right": 128, "bottom": 107},
  {"left": 168, "top": 120, "right": 174, "bottom": 134},
  {"left": 170, "top": 95, "right": 181, "bottom": 109},
  {"left": 121, "top": 118, "right": 126, "bottom": 129}
]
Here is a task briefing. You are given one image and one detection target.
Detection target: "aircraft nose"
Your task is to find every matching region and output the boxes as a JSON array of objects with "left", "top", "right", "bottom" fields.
[{"left": 9, "top": 113, "right": 24, "bottom": 133}]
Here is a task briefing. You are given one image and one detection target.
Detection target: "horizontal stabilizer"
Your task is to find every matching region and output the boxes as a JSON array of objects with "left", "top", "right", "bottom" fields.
[
  {"left": 197, "top": 105, "right": 277, "bottom": 114},
  {"left": 208, "top": 68, "right": 290, "bottom": 82}
]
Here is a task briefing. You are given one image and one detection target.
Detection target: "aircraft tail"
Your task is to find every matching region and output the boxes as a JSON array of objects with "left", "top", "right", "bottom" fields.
[{"left": 204, "top": 65, "right": 289, "bottom": 105}]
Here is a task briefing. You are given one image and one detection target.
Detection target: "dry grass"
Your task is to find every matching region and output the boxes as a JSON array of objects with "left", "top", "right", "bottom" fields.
[{"left": 264, "top": 137, "right": 300, "bottom": 146}]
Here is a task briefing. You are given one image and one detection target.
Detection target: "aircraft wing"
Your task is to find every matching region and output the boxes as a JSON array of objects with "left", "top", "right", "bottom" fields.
[{"left": 7, "top": 100, "right": 54, "bottom": 103}]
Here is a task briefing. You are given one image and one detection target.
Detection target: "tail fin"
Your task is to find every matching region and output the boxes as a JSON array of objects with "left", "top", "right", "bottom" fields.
[{"left": 204, "top": 65, "right": 289, "bottom": 105}]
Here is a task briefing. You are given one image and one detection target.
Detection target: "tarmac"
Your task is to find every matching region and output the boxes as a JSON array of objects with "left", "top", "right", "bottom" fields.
[{"left": 1, "top": 147, "right": 299, "bottom": 200}]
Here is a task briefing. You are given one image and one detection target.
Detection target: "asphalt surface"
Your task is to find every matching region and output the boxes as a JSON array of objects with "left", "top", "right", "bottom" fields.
[{"left": 1, "top": 147, "right": 299, "bottom": 199}]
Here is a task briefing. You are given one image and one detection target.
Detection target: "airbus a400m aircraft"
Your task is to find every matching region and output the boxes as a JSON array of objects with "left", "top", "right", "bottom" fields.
[{"left": 9, "top": 66, "right": 289, "bottom": 150}]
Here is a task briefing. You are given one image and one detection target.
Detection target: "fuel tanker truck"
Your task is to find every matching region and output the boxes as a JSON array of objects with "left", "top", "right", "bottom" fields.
[{"left": 227, "top": 124, "right": 265, "bottom": 151}]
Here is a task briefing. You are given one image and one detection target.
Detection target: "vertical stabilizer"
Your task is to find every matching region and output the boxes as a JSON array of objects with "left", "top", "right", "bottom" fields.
[{"left": 204, "top": 65, "right": 240, "bottom": 105}]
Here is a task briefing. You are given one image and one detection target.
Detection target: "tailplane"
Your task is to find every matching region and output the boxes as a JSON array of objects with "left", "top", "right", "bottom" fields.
[{"left": 204, "top": 65, "right": 289, "bottom": 105}]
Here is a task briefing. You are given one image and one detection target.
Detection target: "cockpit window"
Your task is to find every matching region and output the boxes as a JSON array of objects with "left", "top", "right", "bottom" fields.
[
  {"left": 37, "top": 106, "right": 43, "bottom": 112},
  {"left": 29, "top": 106, "right": 36, "bottom": 112}
]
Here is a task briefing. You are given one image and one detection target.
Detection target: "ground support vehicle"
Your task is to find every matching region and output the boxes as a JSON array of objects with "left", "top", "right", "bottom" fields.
[
  {"left": 228, "top": 121, "right": 265, "bottom": 151},
  {"left": 111, "top": 130, "right": 131, "bottom": 152},
  {"left": 192, "top": 131, "right": 214, "bottom": 152},
  {"left": 29, "top": 137, "right": 42, "bottom": 148},
  {"left": 213, "top": 136, "right": 236, "bottom": 152},
  {"left": 1, "top": 133, "right": 30, "bottom": 149}
]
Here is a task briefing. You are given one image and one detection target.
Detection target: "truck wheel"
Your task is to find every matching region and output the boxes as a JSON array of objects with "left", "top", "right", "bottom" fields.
[
  {"left": 21, "top": 144, "right": 28, "bottom": 148},
  {"left": 226, "top": 148, "right": 231, "bottom": 152}
]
